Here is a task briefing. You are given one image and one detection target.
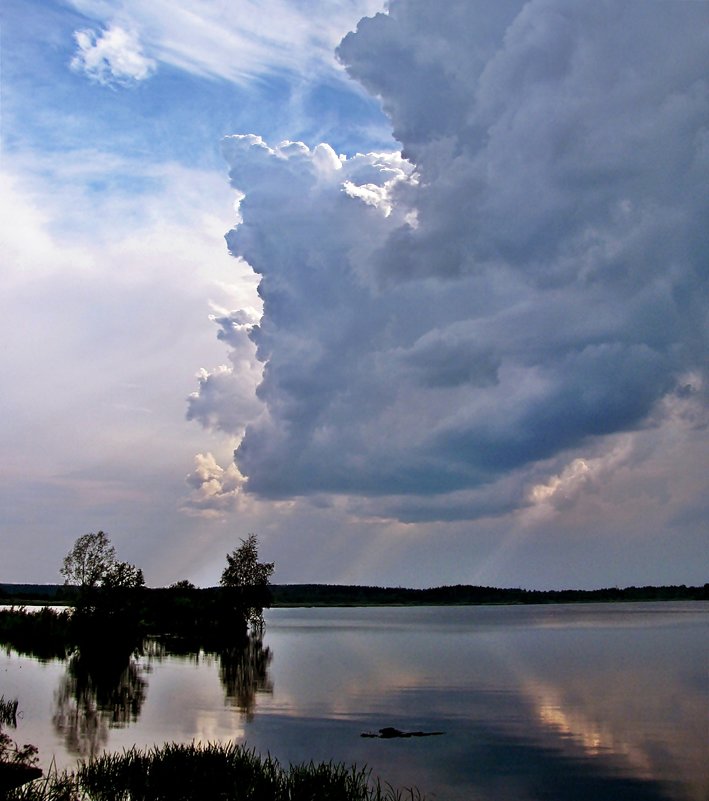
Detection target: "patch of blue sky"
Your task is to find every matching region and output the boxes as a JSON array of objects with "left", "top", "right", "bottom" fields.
[
  {"left": 294, "top": 80, "right": 395, "bottom": 155},
  {"left": 3, "top": 0, "right": 393, "bottom": 181}
]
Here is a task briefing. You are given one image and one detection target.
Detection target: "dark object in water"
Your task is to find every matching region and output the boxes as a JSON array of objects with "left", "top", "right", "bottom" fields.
[
  {"left": 361, "top": 726, "right": 444, "bottom": 739},
  {"left": 0, "top": 763, "right": 43, "bottom": 792}
]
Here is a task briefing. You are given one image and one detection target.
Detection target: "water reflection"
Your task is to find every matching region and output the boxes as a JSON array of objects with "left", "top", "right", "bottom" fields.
[
  {"left": 218, "top": 636, "right": 273, "bottom": 719},
  {"left": 144, "top": 630, "right": 274, "bottom": 720},
  {"left": 250, "top": 605, "right": 708, "bottom": 801},
  {"left": 1, "top": 604, "right": 705, "bottom": 800},
  {"left": 501, "top": 620, "right": 708, "bottom": 801},
  {"left": 52, "top": 641, "right": 147, "bottom": 758},
  {"left": 50, "top": 630, "right": 272, "bottom": 756}
]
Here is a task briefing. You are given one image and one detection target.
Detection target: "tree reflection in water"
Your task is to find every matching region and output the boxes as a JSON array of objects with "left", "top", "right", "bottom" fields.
[
  {"left": 52, "top": 642, "right": 147, "bottom": 758},
  {"left": 146, "top": 627, "right": 274, "bottom": 721},
  {"left": 50, "top": 618, "right": 273, "bottom": 756},
  {"left": 218, "top": 633, "right": 273, "bottom": 720}
]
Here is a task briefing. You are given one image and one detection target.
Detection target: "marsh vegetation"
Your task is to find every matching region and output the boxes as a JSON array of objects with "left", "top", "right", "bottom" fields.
[{"left": 4, "top": 742, "right": 422, "bottom": 800}]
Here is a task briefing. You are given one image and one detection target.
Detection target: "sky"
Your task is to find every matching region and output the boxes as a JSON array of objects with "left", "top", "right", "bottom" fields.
[{"left": 1, "top": 0, "right": 707, "bottom": 590}]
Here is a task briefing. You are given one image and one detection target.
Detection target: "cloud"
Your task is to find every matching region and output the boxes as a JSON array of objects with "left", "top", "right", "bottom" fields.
[
  {"left": 339, "top": 0, "right": 709, "bottom": 287},
  {"left": 0, "top": 154, "right": 261, "bottom": 582},
  {"left": 71, "top": 24, "right": 156, "bottom": 85},
  {"left": 187, "top": 308, "right": 264, "bottom": 435},
  {"left": 182, "top": 452, "right": 246, "bottom": 517},
  {"left": 65, "top": 0, "right": 386, "bottom": 85},
  {"left": 527, "top": 440, "right": 632, "bottom": 511},
  {"left": 205, "top": 0, "right": 708, "bottom": 526}
]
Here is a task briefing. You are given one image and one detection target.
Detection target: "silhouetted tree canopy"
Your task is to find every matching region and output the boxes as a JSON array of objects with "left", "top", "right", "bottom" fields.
[
  {"left": 220, "top": 535, "right": 274, "bottom": 589},
  {"left": 60, "top": 532, "right": 144, "bottom": 590},
  {"left": 169, "top": 579, "right": 196, "bottom": 590},
  {"left": 60, "top": 532, "right": 115, "bottom": 588}
]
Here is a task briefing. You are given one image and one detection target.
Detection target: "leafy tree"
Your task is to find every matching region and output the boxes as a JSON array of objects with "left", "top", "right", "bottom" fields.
[
  {"left": 103, "top": 561, "right": 145, "bottom": 591},
  {"left": 60, "top": 531, "right": 143, "bottom": 590},
  {"left": 60, "top": 532, "right": 116, "bottom": 588},
  {"left": 220, "top": 535, "right": 274, "bottom": 589},
  {"left": 170, "top": 579, "right": 196, "bottom": 590}
]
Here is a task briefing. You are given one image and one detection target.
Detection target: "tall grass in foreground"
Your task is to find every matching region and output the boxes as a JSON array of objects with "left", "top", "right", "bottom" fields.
[{"left": 7, "top": 742, "right": 424, "bottom": 801}]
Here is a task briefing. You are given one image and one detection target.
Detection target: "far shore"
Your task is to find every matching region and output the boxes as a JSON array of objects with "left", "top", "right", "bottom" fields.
[{"left": 2, "top": 581, "right": 706, "bottom": 608}]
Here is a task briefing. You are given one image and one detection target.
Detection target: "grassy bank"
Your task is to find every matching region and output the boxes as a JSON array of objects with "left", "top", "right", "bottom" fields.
[{"left": 6, "top": 742, "right": 422, "bottom": 801}]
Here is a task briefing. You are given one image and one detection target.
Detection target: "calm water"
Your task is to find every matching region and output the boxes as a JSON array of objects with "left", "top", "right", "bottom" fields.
[{"left": 1, "top": 603, "right": 707, "bottom": 800}]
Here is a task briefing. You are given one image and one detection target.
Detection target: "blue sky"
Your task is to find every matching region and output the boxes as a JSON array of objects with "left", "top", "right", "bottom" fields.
[{"left": 2, "top": 0, "right": 707, "bottom": 589}]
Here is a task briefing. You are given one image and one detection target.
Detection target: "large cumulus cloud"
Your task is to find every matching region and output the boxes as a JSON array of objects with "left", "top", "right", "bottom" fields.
[{"left": 207, "top": 0, "right": 708, "bottom": 522}]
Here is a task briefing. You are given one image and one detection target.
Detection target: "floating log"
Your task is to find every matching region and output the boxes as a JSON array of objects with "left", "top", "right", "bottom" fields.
[{"left": 361, "top": 726, "right": 444, "bottom": 738}]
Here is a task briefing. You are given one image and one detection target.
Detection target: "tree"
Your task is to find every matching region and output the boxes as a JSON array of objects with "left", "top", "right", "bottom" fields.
[
  {"left": 220, "top": 535, "right": 274, "bottom": 589},
  {"left": 60, "top": 532, "right": 116, "bottom": 588},
  {"left": 169, "top": 579, "right": 195, "bottom": 591},
  {"left": 103, "top": 561, "right": 145, "bottom": 591},
  {"left": 60, "top": 531, "right": 144, "bottom": 590}
]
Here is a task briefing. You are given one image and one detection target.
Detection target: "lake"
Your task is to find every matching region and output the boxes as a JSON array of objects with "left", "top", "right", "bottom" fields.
[{"left": 1, "top": 602, "right": 707, "bottom": 800}]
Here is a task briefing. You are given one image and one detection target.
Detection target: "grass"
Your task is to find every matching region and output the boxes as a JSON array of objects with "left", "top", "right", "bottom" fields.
[
  {"left": 1, "top": 696, "right": 40, "bottom": 773},
  {"left": 6, "top": 742, "right": 424, "bottom": 801}
]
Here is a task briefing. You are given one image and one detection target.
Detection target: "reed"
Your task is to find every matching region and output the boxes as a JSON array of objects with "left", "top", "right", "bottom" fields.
[
  {"left": 6, "top": 741, "right": 424, "bottom": 800},
  {"left": 0, "top": 697, "right": 19, "bottom": 727}
]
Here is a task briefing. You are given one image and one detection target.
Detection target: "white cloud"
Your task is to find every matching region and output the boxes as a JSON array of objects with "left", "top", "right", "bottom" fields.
[
  {"left": 187, "top": 361, "right": 263, "bottom": 435},
  {"left": 182, "top": 452, "right": 246, "bottom": 517},
  {"left": 186, "top": 307, "right": 265, "bottom": 435},
  {"left": 529, "top": 459, "right": 593, "bottom": 505},
  {"left": 527, "top": 441, "right": 633, "bottom": 510},
  {"left": 71, "top": 24, "right": 156, "bottom": 85}
]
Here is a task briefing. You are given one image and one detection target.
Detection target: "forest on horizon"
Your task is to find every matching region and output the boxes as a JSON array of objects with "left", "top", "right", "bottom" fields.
[{"left": 2, "top": 582, "right": 707, "bottom": 607}]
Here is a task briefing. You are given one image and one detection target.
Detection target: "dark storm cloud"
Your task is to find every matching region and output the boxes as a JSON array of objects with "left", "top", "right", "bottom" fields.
[{"left": 209, "top": 0, "right": 708, "bottom": 520}]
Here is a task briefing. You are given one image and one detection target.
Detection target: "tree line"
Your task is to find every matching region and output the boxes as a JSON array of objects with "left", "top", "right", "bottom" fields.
[
  {"left": 268, "top": 582, "right": 709, "bottom": 606},
  {"left": 3, "top": 580, "right": 707, "bottom": 607}
]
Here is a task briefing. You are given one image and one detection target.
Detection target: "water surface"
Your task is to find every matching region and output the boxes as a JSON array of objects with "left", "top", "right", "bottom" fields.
[{"left": 2, "top": 603, "right": 706, "bottom": 800}]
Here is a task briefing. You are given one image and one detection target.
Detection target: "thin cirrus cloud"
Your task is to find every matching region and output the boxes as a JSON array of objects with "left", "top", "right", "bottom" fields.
[
  {"left": 65, "top": 0, "right": 386, "bottom": 85},
  {"left": 188, "top": 0, "right": 708, "bottom": 526}
]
